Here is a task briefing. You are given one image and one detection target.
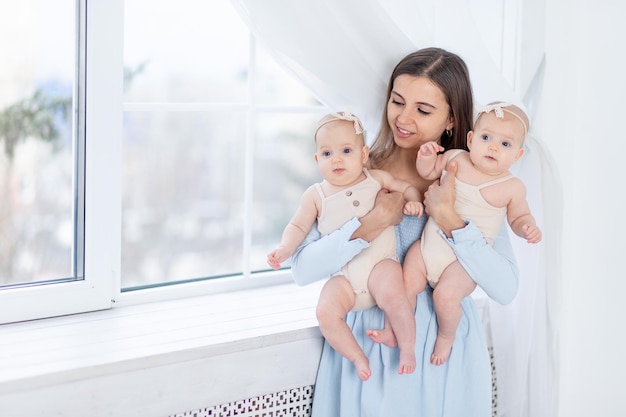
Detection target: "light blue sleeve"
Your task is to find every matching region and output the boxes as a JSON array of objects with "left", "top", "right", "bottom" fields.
[
  {"left": 290, "top": 217, "right": 370, "bottom": 286},
  {"left": 441, "top": 220, "right": 519, "bottom": 304}
]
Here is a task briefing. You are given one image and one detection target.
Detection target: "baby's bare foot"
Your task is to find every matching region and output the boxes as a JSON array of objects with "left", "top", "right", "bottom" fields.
[
  {"left": 398, "top": 350, "right": 416, "bottom": 374},
  {"left": 366, "top": 328, "right": 398, "bottom": 347},
  {"left": 353, "top": 355, "right": 371, "bottom": 381},
  {"left": 430, "top": 335, "right": 454, "bottom": 366}
]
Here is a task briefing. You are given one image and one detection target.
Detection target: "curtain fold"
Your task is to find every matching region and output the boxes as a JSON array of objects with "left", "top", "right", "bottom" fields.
[
  {"left": 231, "top": 0, "right": 416, "bottom": 135},
  {"left": 231, "top": 1, "right": 558, "bottom": 415}
]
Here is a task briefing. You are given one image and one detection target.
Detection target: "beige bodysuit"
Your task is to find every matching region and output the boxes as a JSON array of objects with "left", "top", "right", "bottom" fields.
[
  {"left": 316, "top": 168, "right": 397, "bottom": 311},
  {"left": 421, "top": 151, "right": 512, "bottom": 286}
]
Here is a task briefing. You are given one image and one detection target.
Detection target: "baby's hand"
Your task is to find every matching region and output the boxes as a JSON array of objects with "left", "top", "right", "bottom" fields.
[
  {"left": 403, "top": 201, "right": 424, "bottom": 217},
  {"left": 522, "top": 224, "right": 542, "bottom": 244},
  {"left": 267, "top": 248, "right": 288, "bottom": 269},
  {"left": 418, "top": 142, "right": 445, "bottom": 159}
]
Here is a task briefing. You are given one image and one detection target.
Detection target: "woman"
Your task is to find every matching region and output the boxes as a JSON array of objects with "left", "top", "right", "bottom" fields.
[{"left": 291, "top": 48, "right": 519, "bottom": 416}]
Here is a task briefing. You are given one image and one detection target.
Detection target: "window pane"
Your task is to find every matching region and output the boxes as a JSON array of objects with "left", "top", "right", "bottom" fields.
[
  {"left": 0, "top": 0, "right": 78, "bottom": 287},
  {"left": 124, "top": 0, "right": 249, "bottom": 103},
  {"left": 250, "top": 113, "right": 321, "bottom": 272},
  {"left": 122, "top": 111, "right": 246, "bottom": 288},
  {"left": 122, "top": 1, "right": 327, "bottom": 289}
]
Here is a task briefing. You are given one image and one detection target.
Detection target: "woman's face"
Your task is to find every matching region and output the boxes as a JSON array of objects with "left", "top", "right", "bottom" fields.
[{"left": 386, "top": 74, "right": 454, "bottom": 150}]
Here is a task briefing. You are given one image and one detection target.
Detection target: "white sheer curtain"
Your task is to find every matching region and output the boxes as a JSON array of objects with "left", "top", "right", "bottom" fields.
[
  {"left": 231, "top": 0, "right": 416, "bottom": 134},
  {"left": 231, "top": 1, "right": 559, "bottom": 415}
]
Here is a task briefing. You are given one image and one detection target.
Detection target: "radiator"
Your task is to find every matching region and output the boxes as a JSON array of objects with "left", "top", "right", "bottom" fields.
[{"left": 169, "top": 385, "right": 314, "bottom": 417}]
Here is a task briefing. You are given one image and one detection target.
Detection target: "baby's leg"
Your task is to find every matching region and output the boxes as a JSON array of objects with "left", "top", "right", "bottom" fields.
[
  {"left": 431, "top": 261, "right": 477, "bottom": 365},
  {"left": 368, "top": 259, "right": 417, "bottom": 375},
  {"left": 402, "top": 240, "right": 429, "bottom": 311},
  {"left": 365, "top": 256, "right": 397, "bottom": 346},
  {"left": 366, "top": 241, "right": 427, "bottom": 347},
  {"left": 316, "top": 276, "right": 371, "bottom": 381}
]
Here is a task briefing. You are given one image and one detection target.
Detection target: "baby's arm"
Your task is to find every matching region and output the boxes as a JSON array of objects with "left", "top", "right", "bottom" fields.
[
  {"left": 416, "top": 142, "right": 448, "bottom": 180},
  {"left": 267, "top": 186, "right": 320, "bottom": 269},
  {"left": 370, "top": 169, "right": 424, "bottom": 217},
  {"left": 506, "top": 179, "right": 542, "bottom": 244}
]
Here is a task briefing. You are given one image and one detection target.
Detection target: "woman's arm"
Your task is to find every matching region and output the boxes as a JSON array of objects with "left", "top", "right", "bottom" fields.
[
  {"left": 290, "top": 189, "right": 405, "bottom": 286},
  {"left": 290, "top": 217, "right": 369, "bottom": 286},
  {"left": 425, "top": 160, "right": 519, "bottom": 304},
  {"left": 444, "top": 222, "right": 519, "bottom": 304}
]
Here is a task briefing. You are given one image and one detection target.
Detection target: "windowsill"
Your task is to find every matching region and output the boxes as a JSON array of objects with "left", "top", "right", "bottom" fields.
[
  {"left": 0, "top": 278, "right": 325, "bottom": 397},
  {"left": 0, "top": 276, "right": 493, "bottom": 417}
]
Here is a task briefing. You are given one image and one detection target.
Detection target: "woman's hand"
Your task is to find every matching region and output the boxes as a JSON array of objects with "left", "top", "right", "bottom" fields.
[
  {"left": 351, "top": 189, "right": 405, "bottom": 242},
  {"left": 424, "top": 160, "right": 465, "bottom": 237}
]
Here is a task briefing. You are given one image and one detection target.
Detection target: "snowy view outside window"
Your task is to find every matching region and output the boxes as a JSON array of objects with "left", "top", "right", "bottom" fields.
[
  {"left": 0, "top": 0, "right": 78, "bottom": 287},
  {"left": 0, "top": 0, "right": 326, "bottom": 290}
]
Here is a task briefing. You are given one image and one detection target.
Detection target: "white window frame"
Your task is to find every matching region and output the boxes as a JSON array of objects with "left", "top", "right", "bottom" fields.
[
  {"left": 0, "top": 0, "right": 310, "bottom": 323},
  {"left": 0, "top": 0, "right": 119, "bottom": 323}
]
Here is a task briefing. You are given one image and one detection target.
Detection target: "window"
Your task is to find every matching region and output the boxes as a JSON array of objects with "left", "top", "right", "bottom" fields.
[
  {"left": 0, "top": 0, "right": 121, "bottom": 324},
  {"left": 0, "top": 1, "right": 79, "bottom": 289},
  {"left": 0, "top": 0, "right": 328, "bottom": 324},
  {"left": 121, "top": 0, "right": 326, "bottom": 290}
]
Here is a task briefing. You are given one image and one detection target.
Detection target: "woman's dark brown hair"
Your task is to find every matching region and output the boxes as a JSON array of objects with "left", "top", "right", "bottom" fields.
[{"left": 369, "top": 47, "right": 474, "bottom": 168}]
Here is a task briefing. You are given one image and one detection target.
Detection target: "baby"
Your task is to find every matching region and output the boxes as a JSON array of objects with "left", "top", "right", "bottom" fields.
[
  {"left": 268, "top": 112, "right": 423, "bottom": 380},
  {"left": 375, "top": 102, "right": 541, "bottom": 366}
]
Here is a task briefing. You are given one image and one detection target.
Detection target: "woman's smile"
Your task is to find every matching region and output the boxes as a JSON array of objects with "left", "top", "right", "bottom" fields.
[{"left": 395, "top": 125, "right": 414, "bottom": 138}]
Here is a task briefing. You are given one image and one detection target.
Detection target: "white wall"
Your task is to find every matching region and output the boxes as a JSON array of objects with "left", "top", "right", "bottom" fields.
[{"left": 539, "top": 1, "right": 626, "bottom": 416}]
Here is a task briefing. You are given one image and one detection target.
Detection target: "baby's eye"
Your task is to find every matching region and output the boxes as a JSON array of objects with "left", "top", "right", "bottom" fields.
[
  {"left": 322, "top": 151, "right": 331, "bottom": 157},
  {"left": 481, "top": 134, "right": 490, "bottom": 141},
  {"left": 502, "top": 141, "right": 511, "bottom": 148},
  {"left": 343, "top": 148, "right": 352, "bottom": 154}
]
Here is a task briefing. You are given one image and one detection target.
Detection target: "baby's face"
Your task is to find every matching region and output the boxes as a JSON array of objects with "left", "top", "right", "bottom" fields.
[
  {"left": 467, "top": 112, "right": 525, "bottom": 175},
  {"left": 314, "top": 121, "right": 367, "bottom": 187}
]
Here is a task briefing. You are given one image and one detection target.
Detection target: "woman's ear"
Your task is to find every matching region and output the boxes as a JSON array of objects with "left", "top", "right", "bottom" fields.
[{"left": 446, "top": 115, "right": 455, "bottom": 133}]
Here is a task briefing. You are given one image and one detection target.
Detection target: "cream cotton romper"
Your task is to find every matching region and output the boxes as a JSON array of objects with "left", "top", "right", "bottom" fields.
[
  {"left": 420, "top": 150, "right": 513, "bottom": 286},
  {"left": 316, "top": 168, "right": 397, "bottom": 311}
]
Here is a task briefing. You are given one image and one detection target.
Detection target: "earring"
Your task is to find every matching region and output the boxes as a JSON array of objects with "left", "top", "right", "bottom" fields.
[{"left": 446, "top": 129, "right": 452, "bottom": 138}]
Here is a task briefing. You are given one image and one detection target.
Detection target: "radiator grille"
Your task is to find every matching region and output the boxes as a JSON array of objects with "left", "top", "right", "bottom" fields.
[
  {"left": 169, "top": 385, "right": 314, "bottom": 417},
  {"left": 490, "top": 345, "right": 498, "bottom": 416}
]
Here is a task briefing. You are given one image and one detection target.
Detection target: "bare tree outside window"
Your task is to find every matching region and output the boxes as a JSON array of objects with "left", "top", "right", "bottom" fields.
[
  {"left": 0, "top": 1, "right": 76, "bottom": 287},
  {"left": 0, "top": 90, "right": 72, "bottom": 285}
]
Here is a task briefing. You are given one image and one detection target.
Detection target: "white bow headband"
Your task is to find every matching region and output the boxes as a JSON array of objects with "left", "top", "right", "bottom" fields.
[
  {"left": 314, "top": 112, "right": 364, "bottom": 138},
  {"left": 477, "top": 102, "right": 528, "bottom": 136}
]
